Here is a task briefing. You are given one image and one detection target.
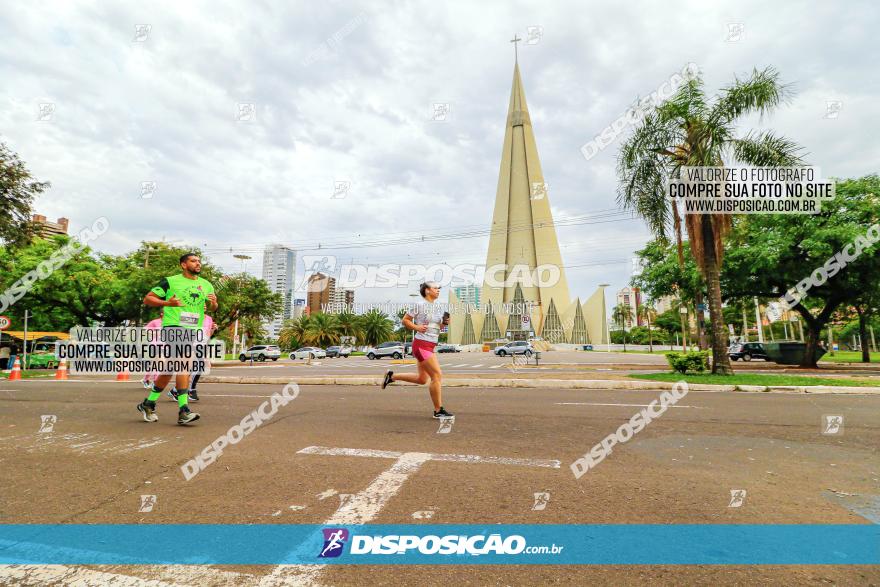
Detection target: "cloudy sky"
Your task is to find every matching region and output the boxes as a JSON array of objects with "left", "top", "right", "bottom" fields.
[{"left": 2, "top": 0, "right": 877, "bottom": 305}]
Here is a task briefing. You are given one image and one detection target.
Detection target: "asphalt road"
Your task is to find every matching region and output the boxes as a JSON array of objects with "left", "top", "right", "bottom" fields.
[{"left": 0, "top": 379, "right": 878, "bottom": 585}]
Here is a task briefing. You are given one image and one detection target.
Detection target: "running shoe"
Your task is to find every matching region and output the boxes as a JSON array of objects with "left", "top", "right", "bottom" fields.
[
  {"left": 177, "top": 407, "right": 200, "bottom": 425},
  {"left": 381, "top": 370, "right": 394, "bottom": 389},
  {"left": 141, "top": 378, "right": 152, "bottom": 390},
  {"left": 137, "top": 400, "right": 158, "bottom": 422},
  {"left": 433, "top": 407, "right": 454, "bottom": 419},
  {"left": 189, "top": 389, "right": 199, "bottom": 402},
  {"left": 167, "top": 388, "right": 179, "bottom": 401}
]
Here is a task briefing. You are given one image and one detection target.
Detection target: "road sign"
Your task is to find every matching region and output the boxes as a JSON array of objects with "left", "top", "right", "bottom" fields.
[
  {"left": 0, "top": 316, "right": 10, "bottom": 330},
  {"left": 521, "top": 313, "right": 531, "bottom": 329},
  {"left": 765, "top": 302, "right": 783, "bottom": 323}
]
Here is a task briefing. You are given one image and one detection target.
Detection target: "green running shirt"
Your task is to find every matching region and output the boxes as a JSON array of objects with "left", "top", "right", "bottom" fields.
[{"left": 150, "top": 274, "right": 215, "bottom": 329}]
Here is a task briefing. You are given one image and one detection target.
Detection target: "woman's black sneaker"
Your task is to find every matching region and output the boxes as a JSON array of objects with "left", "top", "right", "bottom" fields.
[
  {"left": 189, "top": 389, "right": 199, "bottom": 402},
  {"left": 433, "top": 407, "right": 454, "bottom": 419},
  {"left": 381, "top": 370, "right": 394, "bottom": 389}
]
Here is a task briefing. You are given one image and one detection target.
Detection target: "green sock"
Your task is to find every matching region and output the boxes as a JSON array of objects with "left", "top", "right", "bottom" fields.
[
  {"left": 177, "top": 389, "right": 189, "bottom": 409},
  {"left": 147, "top": 385, "right": 162, "bottom": 402}
]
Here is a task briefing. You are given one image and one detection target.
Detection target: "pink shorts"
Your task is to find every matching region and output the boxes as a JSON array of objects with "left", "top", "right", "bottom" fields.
[{"left": 412, "top": 338, "right": 437, "bottom": 362}]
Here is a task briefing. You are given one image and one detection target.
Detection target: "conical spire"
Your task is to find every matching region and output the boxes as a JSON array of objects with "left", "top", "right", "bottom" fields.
[{"left": 481, "top": 59, "right": 571, "bottom": 334}]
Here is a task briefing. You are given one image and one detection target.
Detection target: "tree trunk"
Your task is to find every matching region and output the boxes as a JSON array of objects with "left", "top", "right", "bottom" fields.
[
  {"left": 801, "top": 321, "right": 822, "bottom": 368},
  {"left": 701, "top": 220, "right": 732, "bottom": 375},
  {"left": 856, "top": 306, "right": 870, "bottom": 363},
  {"left": 695, "top": 291, "right": 708, "bottom": 350},
  {"left": 647, "top": 315, "right": 653, "bottom": 352}
]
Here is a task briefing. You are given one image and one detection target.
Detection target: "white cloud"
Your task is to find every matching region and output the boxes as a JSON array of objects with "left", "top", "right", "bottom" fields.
[{"left": 1, "top": 0, "right": 876, "bottom": 305}]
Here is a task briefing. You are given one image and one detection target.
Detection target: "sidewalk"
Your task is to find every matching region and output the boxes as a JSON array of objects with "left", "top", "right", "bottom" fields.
[{"left": 199, "top": 373, "right": 880, "bottom": 395}]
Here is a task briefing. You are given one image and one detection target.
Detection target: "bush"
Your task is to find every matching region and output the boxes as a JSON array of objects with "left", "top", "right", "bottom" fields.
[{"left": 665, "top": 351, "right": 710, "bottom": 374}]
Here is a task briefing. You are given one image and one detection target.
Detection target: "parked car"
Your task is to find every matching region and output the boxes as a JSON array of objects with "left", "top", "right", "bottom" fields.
[
  {"left": 25, "top": 342, "right": 58, "bottom": 369},
  {"left": 366, "top": 341, "right": 406, "bottom": 360},
  {"left": 289, "top": 347, "right": 327, "bottom": 360},
  {"left": 494, "top": 341, "right": 534, "bottom": 357},
  {"left": 326, "top": 345, "right": 352, "bottom": 358},
  {"left": 437, "top": 344, "right": 461, "bottom": 353},
  {"left": 728, "top": 342, "right": 769, "bottom": 362},
  {"left": 239, "top": 345, "right": 282, "bottom": 362}
]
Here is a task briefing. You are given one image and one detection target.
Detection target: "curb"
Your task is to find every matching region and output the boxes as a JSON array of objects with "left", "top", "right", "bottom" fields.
[{"left": 198, "top": 375, "right": 880, "bottom": 394}]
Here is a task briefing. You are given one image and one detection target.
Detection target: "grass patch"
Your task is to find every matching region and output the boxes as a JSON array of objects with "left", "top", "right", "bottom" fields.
[
  {"left": 630, "top": 372, "right": 880, "bottom": 387},
  {"left": 0, "top": 370, "right": 55, "bottom": 379},
  {"left": 819, "top": 351, "right": 879, "bottom": 363}
]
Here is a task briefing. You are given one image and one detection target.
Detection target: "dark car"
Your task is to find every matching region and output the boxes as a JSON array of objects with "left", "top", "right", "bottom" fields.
[
  {"left": 728, "top": 342, "right": 769, "bottom": 362},
  {"left": 326, "top": 345, "right": 351, "bottom": 358},
  {"left": 437, "top": 344, "right": 461, "bottom": 353}
]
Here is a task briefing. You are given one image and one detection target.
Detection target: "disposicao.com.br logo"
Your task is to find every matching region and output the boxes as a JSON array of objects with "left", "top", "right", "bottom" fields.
[{"left": 319, "top": 529, "right": 563, "bottom": 557}]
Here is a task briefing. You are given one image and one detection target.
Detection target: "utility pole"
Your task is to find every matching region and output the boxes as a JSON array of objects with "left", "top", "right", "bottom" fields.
[
  {"left": 753, "top": 297, "right": 764, "bottom": 344},
  {"left": 22, "top": 309, "right": 29, "bottom": 370}
]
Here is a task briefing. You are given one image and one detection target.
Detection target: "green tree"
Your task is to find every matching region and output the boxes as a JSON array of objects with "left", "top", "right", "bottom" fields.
[
  {"left": 0, "top": 142, "right": 49, "bottom": 248},
  {"left": 618, "top": 66, "right": 804, "bottom": 374},
  {"left": 611, "top": 304, "right": 633, "bottom": 352},
  {"left": 0, "top": 235, "right": 116, "bottom": 330},
  {"left": 279, "top": 315, "right": 311, "bottom": 350},
  {"left": 306, "top": 312, "right": 341, "bottom": 347},
  {"left": 637, "top": 303, "right": 657, "bottom": 351},
  {"left": 721, "top": 175, "right": 880, "bottom": 366},
  {"left": 359, "top": 310, "right": 394, "bottom": 347},
  {"left": 334, "top": 311, "right": 364, "bottom": 344}
]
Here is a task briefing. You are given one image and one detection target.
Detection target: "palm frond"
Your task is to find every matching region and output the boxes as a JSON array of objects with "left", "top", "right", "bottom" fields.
[
  {"left": 710, "top": 66, "right": 794, "bottom": 125},
  {"left": 729, "top": 130, "right": 807, "bottom": 167}
]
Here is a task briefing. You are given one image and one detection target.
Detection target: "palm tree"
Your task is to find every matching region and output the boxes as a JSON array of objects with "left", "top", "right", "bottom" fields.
[
  {"left": 279, "top": 315, "right": 311, "bottom": 350},
  {"left": 638, "top": 303, "right": 657, "bottom": 352},
  {"left": 334, "top": 311, "right": 364, "bottom": 345},
  {"left": 305, "top": 312, "right": 342, "bottom": 347},
  {"left": 359, "top": 309, "right": 394, "bottom": 347},
  {"left": 618, "top": 66, "right": 804, "bottom": 374},
  {"left": 612, "top": 304, "right": 633, "bottom": 352}
]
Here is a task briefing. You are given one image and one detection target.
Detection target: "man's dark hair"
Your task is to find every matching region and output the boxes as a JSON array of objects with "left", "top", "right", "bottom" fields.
[{"left": 179, "top": 253, "right": 199, "bottom": 265}]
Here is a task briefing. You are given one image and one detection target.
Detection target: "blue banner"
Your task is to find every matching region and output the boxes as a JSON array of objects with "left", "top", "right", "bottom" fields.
[{"left": 0, "top": 525, "right": 877, "bottom": 565}]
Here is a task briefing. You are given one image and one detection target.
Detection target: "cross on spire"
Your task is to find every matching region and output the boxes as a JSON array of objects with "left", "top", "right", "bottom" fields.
[{"left": 510, "top": 33, "right": 521, "bottom": 62}]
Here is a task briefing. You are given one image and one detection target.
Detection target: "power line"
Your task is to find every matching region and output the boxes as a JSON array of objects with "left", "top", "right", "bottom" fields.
[{"left": 200, "top": 208, "right": 637, "bottom": 255}]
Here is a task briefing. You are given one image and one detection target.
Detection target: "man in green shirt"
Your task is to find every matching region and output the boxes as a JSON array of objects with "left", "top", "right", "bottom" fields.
[{"left": 137, "top": 253, "right": 218, "bottom": 425}]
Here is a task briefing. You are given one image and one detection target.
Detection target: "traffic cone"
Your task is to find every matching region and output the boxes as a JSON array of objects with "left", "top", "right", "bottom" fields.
[
  {"left": 116, "top": 371, "right": 130, "bottom": 381},
  {"left": 54, "top": 358, "right": 69, "bottom": 381},
  {"left": 8, "top": 358, "right": 22, "bottom": 381}
]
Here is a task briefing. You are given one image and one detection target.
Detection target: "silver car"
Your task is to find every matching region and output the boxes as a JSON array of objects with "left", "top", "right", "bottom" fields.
[
  {"left": 493, "top": 341, "right": 534, "bottom": 357},
  {"left": 289, "top": 347, "right": 327, "bottom": 360},
  {"left": 366, "top": 341, "right": 406, "bottom": 360},
  {"left": 239, "top": 345, "right": 281, "bottom": 362}
]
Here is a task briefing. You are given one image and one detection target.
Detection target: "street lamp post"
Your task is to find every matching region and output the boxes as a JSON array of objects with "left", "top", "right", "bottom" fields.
[{"left": 231, "top": 254, "right": 252, "bottom": 358}]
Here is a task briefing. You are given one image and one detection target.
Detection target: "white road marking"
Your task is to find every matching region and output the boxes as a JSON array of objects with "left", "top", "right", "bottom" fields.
[
  {"left": 470, "top": 363, "right": 484, "bottom": 368},
  {"left": 555, "top": 402, "right": 706, "bottom": 409},
  {"left": 316, "top": 488, "right": 338, "bottom": 500},
  {"left": 490, "top": 364, "right": 504, "bottom": 369},
  {"left": 260, "top": 445, "right": 560, "bottom": 585}
]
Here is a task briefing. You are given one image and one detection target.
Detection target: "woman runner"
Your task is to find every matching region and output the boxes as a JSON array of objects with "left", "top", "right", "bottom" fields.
[{"left": 381, "top": 281, "right": 453, "bottom": 419}]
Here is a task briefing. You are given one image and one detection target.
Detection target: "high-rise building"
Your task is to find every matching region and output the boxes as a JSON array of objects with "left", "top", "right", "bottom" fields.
[
  {"left": 292, "top": 298, "right": 307, "bottom": 319},
  {"left": 447, "top": 53, "right": 605, "bottom": 346},
  {"left": 261, "top": 244, "right": 296, "bottom": 339},
  {"left": 452, "top": 285, "right": 481, "bottom": 310},
  {"left": 328, "top": 288, "right": 354, "bottom": 312},
  {"left": 307, "top": 273, "right": 336, "bottom": 314},
  {"left": 616, "top": 286, "right": 642, "bottom": 328},
  {"left": 31, "top": 214, "right": 69, "bottom": 238}
]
